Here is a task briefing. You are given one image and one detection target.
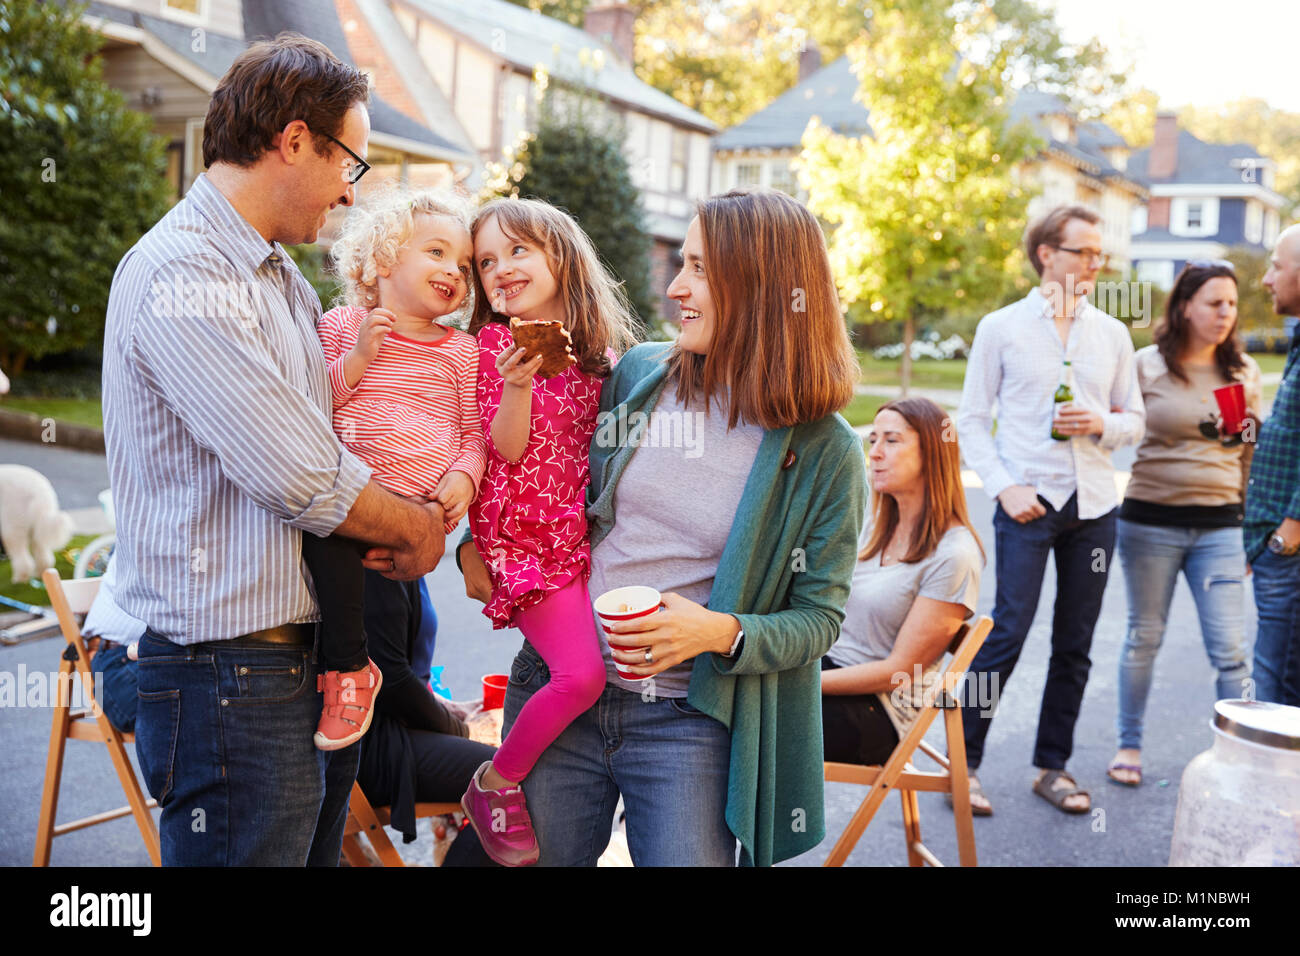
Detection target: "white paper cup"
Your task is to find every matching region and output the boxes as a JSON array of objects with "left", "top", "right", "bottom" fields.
[{"left": 595, "top": 586, "right": 662, "bottom": 682}]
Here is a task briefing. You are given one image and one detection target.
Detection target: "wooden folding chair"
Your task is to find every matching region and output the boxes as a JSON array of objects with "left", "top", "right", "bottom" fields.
[
  {"left": 823, "top": 614, "right": 993, "bottom": 867},
  {"left": 34, "top": 569, "right": 160, "bottom": 866},
  {"left": 341, "top": 780, "right": 460, "bottom": 866}
]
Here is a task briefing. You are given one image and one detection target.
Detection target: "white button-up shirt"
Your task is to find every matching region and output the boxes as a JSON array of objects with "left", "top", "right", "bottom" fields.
[{"left": 956, "top": 288, "right": 1145, "bottom": 520}]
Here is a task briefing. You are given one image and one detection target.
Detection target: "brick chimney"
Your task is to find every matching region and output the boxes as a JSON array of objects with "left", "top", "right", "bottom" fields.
[
  {"left": 584, "top": 3, "right": 637, "bottom": 66},
  {"left": 798, "top": 39, "right": 822, "bottom": 83},
  {"left": 1149, "top": 112, "right": 1180, "bottom": 180}
]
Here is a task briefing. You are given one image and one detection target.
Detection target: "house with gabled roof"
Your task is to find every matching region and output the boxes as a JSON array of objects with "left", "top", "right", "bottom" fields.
[
  {"left": 713, "top": 55, "right": 1149, "bottom": 272},
  {"left": 1128, "top": 114, "right": 1286, "bottom": 289},
  {"left": 355, "top": 0, "right": 716, "bottom": 316},
  {"left": 75, "top": 0, "right": 475, "bottom": 203},
  {"left": 77, "top": 0, "right": 715, "bottom": 320}
]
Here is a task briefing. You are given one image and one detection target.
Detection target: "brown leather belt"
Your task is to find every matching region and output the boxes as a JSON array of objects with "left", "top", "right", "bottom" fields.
[{"left": 211, "top": 623, "right": 316, "bottom": 648}]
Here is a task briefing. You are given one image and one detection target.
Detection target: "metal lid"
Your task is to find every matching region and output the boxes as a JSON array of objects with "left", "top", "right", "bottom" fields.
[{"left": 1213, "top": 700, "right": 1300, "bottom": 750}]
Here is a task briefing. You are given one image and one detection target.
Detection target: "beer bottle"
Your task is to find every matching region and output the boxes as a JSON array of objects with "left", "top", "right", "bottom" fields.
[{"left": 1051, "top": 360, "right": 1074, "bottom": 441}]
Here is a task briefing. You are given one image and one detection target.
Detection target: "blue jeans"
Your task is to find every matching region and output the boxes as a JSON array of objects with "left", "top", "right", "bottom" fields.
[
  {"left": 503, "top": 641, "right": 736, "bottom": 866},
  {"left": 961, "top": 493, "right": 1116, "bottom": 770},
  {"left": 1116, "top": 521, "right": 1251, "bottom": 749},
  {"left": 91, "top": 642, "right": 139, "bottom": 734},
  {"left": 134, "top": 631, "right": 359, "bottom": 866},
  {"left": 1250, "top": 548, "right": 1300, "bottom": 705}
]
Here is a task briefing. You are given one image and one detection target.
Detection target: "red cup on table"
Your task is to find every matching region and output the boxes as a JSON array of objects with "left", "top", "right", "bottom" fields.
[
  {"left": 481, "top": 673, "right": 508, "bottom": 711},
  {"left": 594, "top": 586, "right": 664, "bottom": 682},
  {"left": 1213, "top": 382, "right": 1248, "bottom": 434}
]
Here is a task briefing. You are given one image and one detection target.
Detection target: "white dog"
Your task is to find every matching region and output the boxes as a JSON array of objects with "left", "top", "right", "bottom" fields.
[{"left": 0, "top": 464, "right": 75, "bottom": 584}]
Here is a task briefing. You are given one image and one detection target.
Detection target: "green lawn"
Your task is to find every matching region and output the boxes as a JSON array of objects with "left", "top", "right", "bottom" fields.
[
  {"left": 0, "top": 397, "right": 103, "bottom": 429},
  {"left": 857, "top": 352, "right": 968, "bottom": 391},
  {"left": 840, "top": 393, "right": 889, "bottom": 429},
  {"left": 0, "top": 535, "right": 97, "bottom": 607}
]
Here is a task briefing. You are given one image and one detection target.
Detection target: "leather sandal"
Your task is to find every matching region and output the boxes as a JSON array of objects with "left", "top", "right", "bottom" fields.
[
  {"left": 1106, "top": 761, "right": 1143, "bottom": 787},
  {"left": 944, "top": 775, "right": 993, "bottom": 817},
  {"left": 1033, "top": 769, "right": 1090, "bottom": 814}
]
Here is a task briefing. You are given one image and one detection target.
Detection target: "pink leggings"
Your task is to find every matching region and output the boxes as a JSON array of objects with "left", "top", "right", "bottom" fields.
[{"left": 492, "top": 574, "right": 606, "bottom": 783}]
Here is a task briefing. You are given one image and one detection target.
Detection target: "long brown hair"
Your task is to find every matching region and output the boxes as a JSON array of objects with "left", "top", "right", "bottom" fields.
[
  {"left": 860, "top": 398, "right": 984, "bottom": 565},
  {"left": 1154, "top": 262, "right": 1245, "bottom": 385},
  {"left": 663, "top": 188, "right": 858, "bottom": 429},
  {"left": 469, "top": 198, "right": 639, "bottom": 376}
]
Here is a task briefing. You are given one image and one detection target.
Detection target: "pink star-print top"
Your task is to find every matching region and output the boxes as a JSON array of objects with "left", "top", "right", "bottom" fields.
[{"left": 469, "top": 320, "right": 604, "bottom": 628}]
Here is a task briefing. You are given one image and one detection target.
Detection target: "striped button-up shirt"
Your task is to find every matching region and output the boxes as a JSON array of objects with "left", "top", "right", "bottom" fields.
[
  {"left": 957, "top": 289, "right": 1145, "bottom": 520},
  {"left": 1245, "top": 332, "right": 1300, "bottom": 561},
  {"left": 103, "top": 174, "right": 371, "bottom": 644}
]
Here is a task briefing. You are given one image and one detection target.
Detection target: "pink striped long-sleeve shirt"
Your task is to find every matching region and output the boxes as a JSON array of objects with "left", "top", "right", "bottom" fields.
[{"left": 318, "top": 305, "right": 487, "bottom": 500}]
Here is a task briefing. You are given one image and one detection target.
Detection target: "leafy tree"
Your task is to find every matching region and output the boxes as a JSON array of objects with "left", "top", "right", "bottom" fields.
[
  {"left": 1225, "top": 245, "right": 1277, "bottom": 332},
  {"left": 483, "top": 90, "right": 656, "bottom": 329},
  {"left": 799, "top": 0, "right": 1044, "bottom": 394},
  {"left": 0, "top": 0, "right": 170, "bottom": 377},
  {"left": 1102, "top": 85, "right": 1160, "bottom": 149},
  {"left": 1178, "top": 98, "right": 1300, "bottom": 221},
  {"left": 502, "top": 0, "right": 590, "bottom": 26},
  {"left": 635, "top": 0, "right": 872, "bottom": 128}
]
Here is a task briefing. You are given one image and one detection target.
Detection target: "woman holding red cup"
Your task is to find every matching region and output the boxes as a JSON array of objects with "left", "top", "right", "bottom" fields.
[
  {"left": 1109, "top": 260, "right": 1261, "bottom": 787},
  {"left": 459, "top": 189, "right": 864, "bottom": 865}
]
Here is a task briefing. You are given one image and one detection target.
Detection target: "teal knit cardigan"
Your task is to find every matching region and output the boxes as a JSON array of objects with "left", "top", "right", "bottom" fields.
[{"left": 589, "top": 343, "right": 867, "bottom": 866}]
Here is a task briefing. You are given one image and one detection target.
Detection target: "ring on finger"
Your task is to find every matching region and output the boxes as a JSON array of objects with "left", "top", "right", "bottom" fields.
[{"left": 643, "top": 647, "right": 654, "bottom": 663}]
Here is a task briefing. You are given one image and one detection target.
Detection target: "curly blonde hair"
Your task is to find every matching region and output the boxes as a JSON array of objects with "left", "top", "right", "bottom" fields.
[{"left": 330, "top": 186, "right": 474, "bottom": 317}]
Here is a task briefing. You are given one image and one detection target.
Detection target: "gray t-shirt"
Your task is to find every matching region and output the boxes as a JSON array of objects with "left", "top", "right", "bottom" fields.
[
  {"left": 828, "top": 522, "right": 982, "bottom": 737},
  {"left": 588, "top": 388, "right": 764, "bottom": 697}
]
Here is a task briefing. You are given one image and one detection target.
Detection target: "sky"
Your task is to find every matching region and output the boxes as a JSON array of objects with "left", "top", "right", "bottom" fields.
[{"left": 1042, "top": 0, "right": 1290, "bottom": 111}]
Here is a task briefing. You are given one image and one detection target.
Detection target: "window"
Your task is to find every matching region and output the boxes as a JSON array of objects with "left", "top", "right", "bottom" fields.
[
  {"left": 670, "top": 129, "right": 688, "bottom": 194},
  {"left": 769, "top": 160, "right": 798, "bottom": 196},
  {"left": 1245, "top": 201, "right": 1264, "bottom": 245},
  {"left": 1137, "top": 259, "right": 1175, "bottom": 291},
  {"left": 1172, "top": 197, "right": 1217, "bottom": 237},
  {"left": 1130, "top": 204, "right": 1147, "bottom": 236},
  {"left": 163, "top": 0, "right": 203, "bottom": 17},
  {"left": 735, "top": 162, "right": 760, "bottom": 187}
]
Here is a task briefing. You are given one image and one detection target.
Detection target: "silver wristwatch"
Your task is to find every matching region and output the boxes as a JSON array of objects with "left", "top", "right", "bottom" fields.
[
  {"left": 1267, "top": 532, "right": 1300, "bottom": 556},
  {"left": 724, "top": 628, "right": 745, "bottom": 659}
]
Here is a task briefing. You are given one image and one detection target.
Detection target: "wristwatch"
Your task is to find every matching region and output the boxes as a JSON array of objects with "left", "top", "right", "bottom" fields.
[
  {"left": 1267, "top": 532, "right": 1300, "bottom": 556},
  {"left": 723, "top": 627, "right": 745, "bottom": 659}
]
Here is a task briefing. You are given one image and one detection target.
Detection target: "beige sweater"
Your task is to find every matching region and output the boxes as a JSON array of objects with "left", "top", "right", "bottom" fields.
[{"left": 1124, "top": 345, "right": 1262, "bottom": 507}]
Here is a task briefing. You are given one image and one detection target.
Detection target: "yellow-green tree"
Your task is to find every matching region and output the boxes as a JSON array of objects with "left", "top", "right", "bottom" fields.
[
  {"left": 800, "top": 0, "right": 1039, "bottom": 394},
  {"left": 634, "top": 0, "right": 872, "bottom": 128}
]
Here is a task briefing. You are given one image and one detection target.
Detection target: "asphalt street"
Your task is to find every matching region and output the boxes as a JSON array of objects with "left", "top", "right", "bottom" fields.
[{"left": 0, "top": 436, "right": 1251, "bottom": 867}]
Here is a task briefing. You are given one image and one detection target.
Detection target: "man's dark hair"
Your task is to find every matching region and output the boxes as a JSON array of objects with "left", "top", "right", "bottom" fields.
[
  {"left": 202, "top": 33, "right": 370, "bottom": 168},
  {"left": 1024, "top": 204, "right": 1102, "bottom": 276}
]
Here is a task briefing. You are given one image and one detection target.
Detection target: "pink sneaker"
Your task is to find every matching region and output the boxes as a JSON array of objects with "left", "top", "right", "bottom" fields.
[
  {"left": 314, "top": 659, "right": 382, "bottom": 751},
  {"left": 460, "top": 761, "right": 540, "bottom": 867}
]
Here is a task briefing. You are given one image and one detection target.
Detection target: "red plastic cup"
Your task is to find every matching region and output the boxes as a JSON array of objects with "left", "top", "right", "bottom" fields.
[
  {"left": 481, "top": 673, "right": 508, "bottom": 710},
  {"left": 1213, "top": 382, "right": 1247, "bottom": 434},
  {"left": 594, "top": 586, "right": 663, "bottom": 682}
]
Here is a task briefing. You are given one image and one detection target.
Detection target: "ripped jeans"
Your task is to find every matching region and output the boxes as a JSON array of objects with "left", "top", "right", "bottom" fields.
[{"left": 1116, "top": 520, "right": 1251, "bottom": 750}]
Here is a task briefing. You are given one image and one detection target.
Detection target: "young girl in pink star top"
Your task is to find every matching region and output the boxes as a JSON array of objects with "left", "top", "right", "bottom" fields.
[{"left": 460, "top": 198, "right": 639, "bottom": 865}]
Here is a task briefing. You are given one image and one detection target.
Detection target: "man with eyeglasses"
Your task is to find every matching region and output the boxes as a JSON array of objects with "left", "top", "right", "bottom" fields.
[
  {"left": 956, "top": 204, "right": 1144, "bottom": 815},
  {"left": 103, "top": 34, "right": 448, "bottom": 865},
  {"left": 1248, "top": 224, "right": 1300, "bottom": 705}
]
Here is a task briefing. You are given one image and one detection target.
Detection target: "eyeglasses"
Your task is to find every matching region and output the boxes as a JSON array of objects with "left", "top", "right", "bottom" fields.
[
  {"left": 1186, "top": 258, "right": 1235, "bottom": 273},
  {"left": 1051, "top": 245, "right": 1109, "bottom": 268},
  {"left": 312, "top": 127, "right": 370, "bottom": 185}
]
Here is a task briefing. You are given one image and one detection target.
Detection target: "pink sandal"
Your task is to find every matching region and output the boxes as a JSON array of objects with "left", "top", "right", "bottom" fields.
[{"left": 314, "top": 659, "right": 382, "bottom": 751}]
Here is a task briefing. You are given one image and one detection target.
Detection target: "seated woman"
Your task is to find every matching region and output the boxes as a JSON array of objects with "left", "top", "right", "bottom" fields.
[
  {"left": 821, "top": 398, "right": 985, "bottom": 790},
  {"left": 354, "top": 576, "right": 500, "bottom": 866}
]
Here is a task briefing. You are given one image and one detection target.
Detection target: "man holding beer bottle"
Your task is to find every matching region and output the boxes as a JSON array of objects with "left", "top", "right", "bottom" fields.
[{"left": 955, "top": 205, "right": 1145, "bottom": 815}]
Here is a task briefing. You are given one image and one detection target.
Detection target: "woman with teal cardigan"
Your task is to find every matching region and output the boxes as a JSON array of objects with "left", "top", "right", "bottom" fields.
[{"left": 460, "top": 189, "right": 864, "bottom": 865}]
